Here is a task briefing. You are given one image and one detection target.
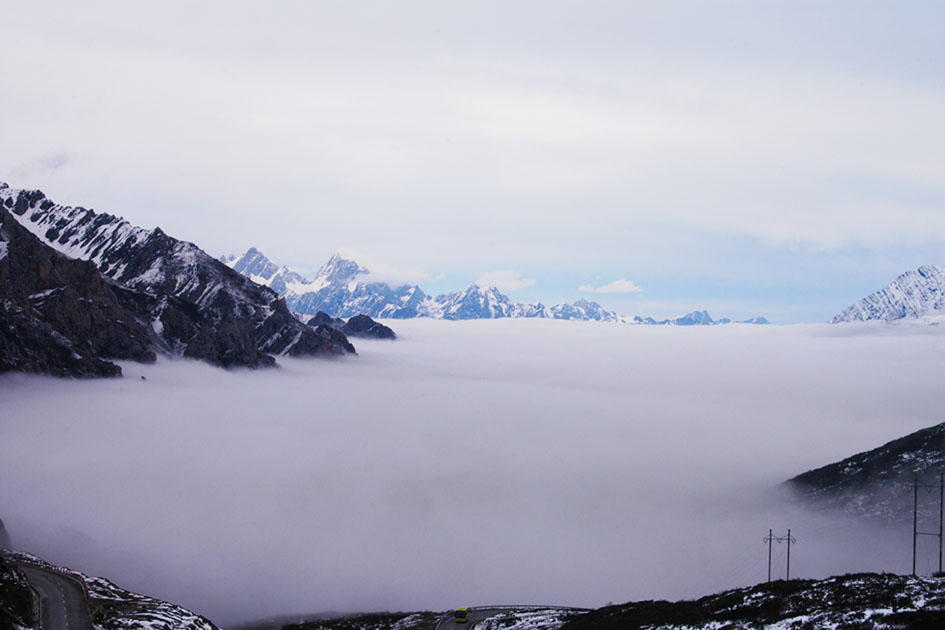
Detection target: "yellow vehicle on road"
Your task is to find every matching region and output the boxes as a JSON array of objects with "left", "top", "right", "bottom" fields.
[{"left": 454, "top": 607, "right": 469, "bottom": 623}]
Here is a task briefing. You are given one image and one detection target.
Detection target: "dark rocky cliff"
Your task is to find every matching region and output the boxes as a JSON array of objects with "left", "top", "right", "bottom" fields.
[{"left": 0, "top": 184, "right": 356, "bottom": 373}]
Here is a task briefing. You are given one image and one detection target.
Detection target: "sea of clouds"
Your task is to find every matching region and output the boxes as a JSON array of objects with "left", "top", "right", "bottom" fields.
[{"left": 2, "top": 319, "right": 945, "bottom": 625}]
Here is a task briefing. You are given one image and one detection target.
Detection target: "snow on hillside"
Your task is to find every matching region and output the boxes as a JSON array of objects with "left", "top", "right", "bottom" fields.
[
  {"left": 5, "top": 552, "right": 217, "bottom": 630},
  {"left": 0, "top": 183, "right": 355, "bottom": 364},
  {"left": 832, "top": 265, "right": 945, "bottom": 323}
]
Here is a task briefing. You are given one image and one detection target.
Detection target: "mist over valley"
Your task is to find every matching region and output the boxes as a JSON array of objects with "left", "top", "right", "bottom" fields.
[{"left": 2, "top": 319, "right": 944, "bottom": 625}]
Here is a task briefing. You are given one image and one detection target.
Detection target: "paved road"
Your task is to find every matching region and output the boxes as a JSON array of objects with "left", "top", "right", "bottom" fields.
[
  {"left": 436, "top": 608, "right": 508, "bottom": 630},
  {"left": 18, "top": 565, "right": 94, "bottom": 630}
]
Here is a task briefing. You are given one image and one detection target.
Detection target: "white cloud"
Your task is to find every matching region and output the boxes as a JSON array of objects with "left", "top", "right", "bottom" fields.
[
  {"left": 580, "top": 278, "right": 643, "bottom": 294},
  {"left": 476, "top": 269, "right": 535, "bottom": 291}
]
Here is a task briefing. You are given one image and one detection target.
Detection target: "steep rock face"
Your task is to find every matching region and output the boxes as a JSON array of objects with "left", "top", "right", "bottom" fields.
[
  {"left": 786, "top": 421, "right": 945, "bottom": 522},
  {"left": 0, "top": 184, "right": 355, "bottom": 367},
  {"left": 0, "top": 206, "right": 157, "bottom": 377},
  {"left": 832, "top": 265, "right": 945, "bottom": 323}
]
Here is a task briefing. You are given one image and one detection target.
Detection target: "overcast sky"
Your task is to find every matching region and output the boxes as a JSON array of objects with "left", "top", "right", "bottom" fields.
[{"left": 3, "top": 1, "right": 944, "bottom": 322}]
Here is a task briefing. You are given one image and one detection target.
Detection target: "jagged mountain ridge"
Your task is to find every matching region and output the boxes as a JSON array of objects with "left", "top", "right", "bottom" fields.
[
  {"left": 225, "top": 248, "right": 768, "bottom": 325},
  {"left": 832, "top": 265, "right": 945, "bottom": 323},
  {"left": 786, "top": 421, "right": 945, "bottom": 523},
  {"left": 0, "top": 183, "right": 355, "bottom": 369},
  {"left": 0, "top": 204, "right": 160, "bottom": 376}
]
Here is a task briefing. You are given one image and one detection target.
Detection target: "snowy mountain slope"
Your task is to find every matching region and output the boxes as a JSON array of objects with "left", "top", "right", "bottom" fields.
[
  {"left": 248, "top": 575, "right": 945, "bottom": 630},
  {"left": 0, "top": 205, "right": 158, "bottom": 377},
  {"left": 786, "top": 421, "right": 945, "bottom": 523},
  {"left": 832, "top": 265, "right": 945, "bottom": 323},
  {"left": 4, "top": 552, "right": 218, "bottom": 630},
  {"left": 0, "top": 183, "right": 354, "bottom": 367}
]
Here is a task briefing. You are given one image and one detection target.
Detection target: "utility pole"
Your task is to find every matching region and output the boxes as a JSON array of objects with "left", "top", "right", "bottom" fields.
[
  {"left": 763, "top": 529, "right": 796, "bottom": 581},
  {"left": 912, "top": 474, "right": 945, "bottom": 576},
  {"left": 785, "top": 529, "right": 796, "bottom": 580},
  {"left": 938, "top": 473, "right": 945, "bottom": 573},
  {"left": 914, "top": 476, "right": 919, "bottom": 577},
  {"left": 764, "top": 529, "right": 774, "bottom": 582}
]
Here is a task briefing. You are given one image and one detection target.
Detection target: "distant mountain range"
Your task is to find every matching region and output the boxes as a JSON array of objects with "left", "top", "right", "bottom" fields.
[
  {"left": 786, "top": 421, "right": 945, "bottom": 523},
  {"left": 0, "top": 183, "right": 355, "bottom": 376},
  {"left": 832, "top": 265, "right": 945, "bottom": 324},
  {"left": 223, "top": 248, "right": 769, "bottom": 325}
]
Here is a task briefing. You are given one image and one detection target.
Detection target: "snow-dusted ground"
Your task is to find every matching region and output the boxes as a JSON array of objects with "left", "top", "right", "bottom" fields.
[{"left": 2, "top": 319, "right": 945, "bottom": 625}]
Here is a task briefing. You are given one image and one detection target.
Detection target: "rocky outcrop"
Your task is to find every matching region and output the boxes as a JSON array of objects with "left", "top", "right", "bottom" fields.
[
  {"left": 342, "top": 314, "right": 396, "bottom": 339},
  {"left": 0, "top": 206, "right": 156, "bottom": 377},
  {"left": 0, "top": 183, "right": 356, "bottom": 371},
  {"left": 305, "top": 311, "right": 396, "bottom": 340},
  {"left": 0, "top": 554, "right": 34, "bottom": 630}
]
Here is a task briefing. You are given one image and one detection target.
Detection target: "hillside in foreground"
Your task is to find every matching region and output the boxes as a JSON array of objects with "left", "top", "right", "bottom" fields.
[
  {"left": 560, "top": 573, "right": 945, "bottom": 630},
  {"left": 239, "top": 574, "right": 945, "bottom": 630},
  {"left": 7, "top": 546, "right": 945, "bottom": 630}
]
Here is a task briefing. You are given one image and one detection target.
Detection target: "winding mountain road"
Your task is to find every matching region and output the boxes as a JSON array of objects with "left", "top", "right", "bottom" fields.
[{"left": 18, "top": 564, "right": 93, "bottom": 630}]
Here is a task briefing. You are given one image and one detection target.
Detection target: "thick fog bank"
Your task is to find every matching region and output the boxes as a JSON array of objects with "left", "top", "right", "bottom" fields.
[{"left": 2, "top": 320, "right": 944, "bottom": 625}]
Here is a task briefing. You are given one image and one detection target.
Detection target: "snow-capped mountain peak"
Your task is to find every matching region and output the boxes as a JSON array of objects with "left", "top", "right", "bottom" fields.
[
  {"left": 315, "top": 253, "right": 369, "bottom": 285},
  {"left": 831, "top": 265, "right": 945, "bottom": 323}
]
